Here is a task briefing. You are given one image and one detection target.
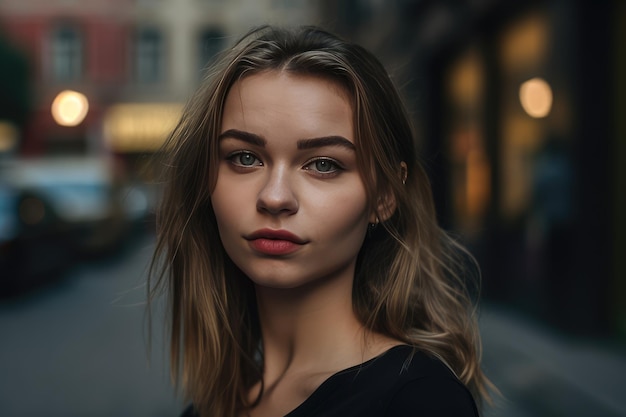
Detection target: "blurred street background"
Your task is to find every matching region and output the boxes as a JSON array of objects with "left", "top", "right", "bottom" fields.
[{"left": 1, "top": 0, "right": 625, "bottom": 416}]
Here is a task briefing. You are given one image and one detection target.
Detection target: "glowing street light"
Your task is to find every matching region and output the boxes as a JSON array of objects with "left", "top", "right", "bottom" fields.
[
  {"left": 51, "top": 90, "right": 89, "bottom": 126},
  {"left": 519, "top": 77, "right": 553, "bottom": 118}
]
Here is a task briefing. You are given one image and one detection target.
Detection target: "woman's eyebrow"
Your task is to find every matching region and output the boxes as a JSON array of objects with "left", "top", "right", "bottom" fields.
[
  {"left": 218, "top": 129, "right": 266, "bottom": 146},
  {"left": 218, "top": 130, "right": 354, "bottom": 151},
  {"left": 297, "top": 136, "right": 355, "bottom": 150}
]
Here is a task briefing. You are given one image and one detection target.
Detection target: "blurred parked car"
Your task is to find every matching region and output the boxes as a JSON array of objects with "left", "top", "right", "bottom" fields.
[
  {"left": 5, "top": 157, "right": 132, "bottom": 253},
  {"left": 0, "top": 156, "right": 141, "bottom": 295},
  {"left": 0, "top": 172, "right": 73, "bottom": 295}
]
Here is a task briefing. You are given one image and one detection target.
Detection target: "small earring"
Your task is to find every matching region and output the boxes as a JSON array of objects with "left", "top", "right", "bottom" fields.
[
  {"left": 369, "top": 217, "right": 379, "bottom": 229},
  {"left": 400, "top": 161, "right": 408, "bottom": 185}
]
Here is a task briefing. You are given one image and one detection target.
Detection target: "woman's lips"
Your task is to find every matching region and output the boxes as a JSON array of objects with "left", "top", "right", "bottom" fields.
[
  {"left": 245, "top": 229, "right": 307, "bottom": 256},
  {"left": 248, "top": 238, "right": 302, "bottom": 255}
]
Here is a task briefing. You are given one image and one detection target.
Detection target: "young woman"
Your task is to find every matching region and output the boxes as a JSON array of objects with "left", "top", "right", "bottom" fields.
[{"left": 149, "top": 25, "right": 491, "bottom": 417}]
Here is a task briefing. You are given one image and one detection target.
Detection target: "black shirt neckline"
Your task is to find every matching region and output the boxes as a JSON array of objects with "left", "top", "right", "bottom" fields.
[{"left": 284, "top": 344, "right": 413, "bottom": 417}]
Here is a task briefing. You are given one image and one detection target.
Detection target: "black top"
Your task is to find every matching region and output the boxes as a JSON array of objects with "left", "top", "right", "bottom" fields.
[{"left": 181, "top": 345, "right": 479, "bottom": 417}]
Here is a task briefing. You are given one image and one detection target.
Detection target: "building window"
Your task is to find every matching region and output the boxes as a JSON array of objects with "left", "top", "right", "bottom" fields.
[
  {"left": 51, "top": 26, "right": 83, "bottom": 81},
  {"left": 198, "top": 28, "right": 224, "bottom": 73},
  {"left": 135, "top": 27, "right": 164, "bottom": 83}
]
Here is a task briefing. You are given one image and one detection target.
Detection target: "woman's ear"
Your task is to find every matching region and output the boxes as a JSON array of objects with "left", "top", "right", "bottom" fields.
[
  {"left": 369, "top": 162, "right": 406, "bottom": 224},
  {"left": 370, "top": 193, "right": 397, "bottom": 224}
]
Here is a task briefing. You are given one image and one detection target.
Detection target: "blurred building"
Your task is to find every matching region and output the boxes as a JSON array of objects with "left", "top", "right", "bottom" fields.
[
  {"left": 321, "top": 0, "right": 626, "bottom": 340},
  {"left": 0, "top": 0, "right": 318, "bottom": 168}
]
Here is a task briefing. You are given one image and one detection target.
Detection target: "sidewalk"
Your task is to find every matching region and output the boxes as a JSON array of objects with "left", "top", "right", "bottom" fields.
[{"left": 480, "top": 306, "right": 626, "bottom": 417}]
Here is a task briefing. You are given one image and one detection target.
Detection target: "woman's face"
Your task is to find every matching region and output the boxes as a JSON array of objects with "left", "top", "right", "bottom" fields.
[{"left": 211, "top": 71, "right": 373, "bottom": 290}]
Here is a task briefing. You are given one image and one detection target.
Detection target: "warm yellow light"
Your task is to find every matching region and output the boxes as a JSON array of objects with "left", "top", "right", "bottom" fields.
[
  {"left": 0, "top": 120, "right": 18, "bottom": 152},
  {"left": 519, "top": 77, "right": 553, "bottom": 118},
  {"left": 51, "top": 90, "right": 89, "bottom": 126},
  {"left": 103, "top": 103, "right": 183, "bottom": 152}
]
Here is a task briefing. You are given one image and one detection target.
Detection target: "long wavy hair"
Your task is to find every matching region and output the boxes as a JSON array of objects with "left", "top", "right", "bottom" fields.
[{"left": 149, "top": 25, "right": 490, "bottom": 417}]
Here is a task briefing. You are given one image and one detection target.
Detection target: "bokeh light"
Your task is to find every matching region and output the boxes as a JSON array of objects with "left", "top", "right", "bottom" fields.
[
  {"left": 0, "top": 120, "right": 18, "bottom": 152},
  {"left": 51, "top": 90, "right": 89, "bottom": 126},
  {"left": 519, "top": 77, "right": 553, "bottom": 118}
]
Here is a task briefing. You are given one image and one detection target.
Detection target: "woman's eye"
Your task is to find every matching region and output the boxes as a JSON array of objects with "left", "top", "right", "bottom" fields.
[
  {"left": 229, "top": 151, "right": 261, "bottom": 167},
  {"left": 304, "top": 158, "right": 342, "bottom": 175}
]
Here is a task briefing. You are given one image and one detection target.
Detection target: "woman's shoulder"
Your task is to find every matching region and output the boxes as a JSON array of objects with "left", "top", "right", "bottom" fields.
[
  {"left": 342, "top": 344, "right": 479, "bottom": 416},
  {"left": 284, "top": 344, "right": 478, "bottom": 417},
  {"left": 360, "top": 344, "right": 459, "bottom": 382},
  {"left": 370, "top": 345, "right": 478, "bottom": 416}
]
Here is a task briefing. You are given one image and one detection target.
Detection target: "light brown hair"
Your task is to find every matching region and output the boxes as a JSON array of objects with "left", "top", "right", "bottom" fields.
[{"left": 149, "top": 25, "right": 490, "bottom": 417}]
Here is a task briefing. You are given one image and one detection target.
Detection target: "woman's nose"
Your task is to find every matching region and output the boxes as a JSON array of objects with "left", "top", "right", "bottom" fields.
[{"left": 256, "top": 167, "right": 299, "bottom": 215}]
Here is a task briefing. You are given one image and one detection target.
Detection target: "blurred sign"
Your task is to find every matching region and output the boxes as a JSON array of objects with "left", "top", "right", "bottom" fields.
[{"left": 103, "top": 103, "right": 183, "bottom": 152}]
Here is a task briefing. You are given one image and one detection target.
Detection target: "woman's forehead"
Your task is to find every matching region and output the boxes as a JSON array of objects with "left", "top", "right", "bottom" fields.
[
  {"left": 221, "top": 71, "right": 356, "bottom": 145},
  {"left": 231, "top": 70, "right": 352, "bottom": 105}
]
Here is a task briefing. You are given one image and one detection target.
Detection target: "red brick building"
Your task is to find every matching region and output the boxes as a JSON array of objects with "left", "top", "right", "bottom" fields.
[{"left": 0, "top": 0, "right": 131, "bottom": 156}]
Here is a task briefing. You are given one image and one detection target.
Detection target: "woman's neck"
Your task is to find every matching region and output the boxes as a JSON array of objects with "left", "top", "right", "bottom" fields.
[
  {"left": 254, "top": 271, "right": 399, "bottom": 387},
  {"left": 246, "top": 271, "right": 403, "bottom": 417}
]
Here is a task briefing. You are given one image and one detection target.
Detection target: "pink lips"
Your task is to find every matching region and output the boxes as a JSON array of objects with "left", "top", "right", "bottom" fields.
[{"left": 246, "top": 229, "right": 307, "bottom": 256}]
